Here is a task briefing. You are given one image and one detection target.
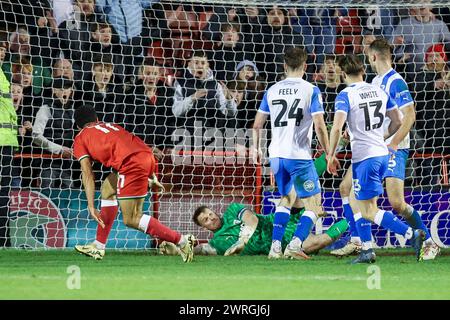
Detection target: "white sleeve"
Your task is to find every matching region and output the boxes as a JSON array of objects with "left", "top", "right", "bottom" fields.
[{"left": 171, "top": 80, "right": 194, "bottom": 117}]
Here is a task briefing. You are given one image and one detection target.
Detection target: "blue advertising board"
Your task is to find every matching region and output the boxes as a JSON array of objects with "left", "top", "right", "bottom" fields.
[{"left": 263, "top": 190, "right": 450, "bottom": 248}]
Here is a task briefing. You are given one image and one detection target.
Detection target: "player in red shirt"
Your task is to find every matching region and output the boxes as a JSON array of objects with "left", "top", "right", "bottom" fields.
[{"left": 72, "top": 105, "right": 195, "bottom": 262}]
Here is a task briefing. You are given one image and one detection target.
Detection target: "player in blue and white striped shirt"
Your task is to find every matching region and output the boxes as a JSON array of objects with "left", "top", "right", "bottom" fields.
[
  {"left": 327, "top": 55, "right": 426, "bottom": 263},
  {"left": 253, "top": 47, "right": 335, "bottom": 260}
]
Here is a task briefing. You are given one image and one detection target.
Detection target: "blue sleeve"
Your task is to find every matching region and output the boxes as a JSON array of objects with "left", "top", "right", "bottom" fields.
[
  {"left": 310, "top": 86, "right": 324, "bottom": 114},
  {"left": 386, "top": 94, "right": 398, "bottom": 111},
  {"left": 389, "top": 79, "right": 413, "bottom": 108},
  {"left": 96, "top": 0, "right": 106, "bottom": 9},
  {"left": 140, "top": 0, "right": 154, "bottom": 8},
  {"left": 258, "top": 92, "right": 270, "bottom": 114},
  {"left": 334, "top": 91, "right": 350, "bottom": 113}
]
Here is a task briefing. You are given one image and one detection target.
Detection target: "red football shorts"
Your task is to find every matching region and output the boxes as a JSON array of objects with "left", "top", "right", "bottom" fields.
[{"left": 116, "top": 151, "right": 156, "bottom": 199}]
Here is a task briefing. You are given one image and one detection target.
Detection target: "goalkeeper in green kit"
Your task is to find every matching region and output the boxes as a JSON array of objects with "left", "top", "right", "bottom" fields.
[{"left": 159, "top": 153, "right": 349, "bottom": 257}]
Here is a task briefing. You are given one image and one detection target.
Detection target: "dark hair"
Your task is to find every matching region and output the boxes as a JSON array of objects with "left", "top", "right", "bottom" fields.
[
  {"left": 192, "top": 206, "right": 209, "bottom": 226},
  {"left": 221, "top": 23, "right": 240, "bottom": 33},
  {"left": 338, "top": 54, "right": 364, "bottom": 76},
  {"left": 52, "top": 77, "right": 73, "bottom": 89},
  {"left": 90, "top": 21, "right": 111, "bottom": 33},
  {"left": 92, "top": 53, "right": 113, "bottom": 68},
  {"left": 284, "top": 46, "right": 308, "bottom": 70},
  {"left": 74, "top": 105, "right": 98, "bottom": 128},
  {"left": 191, "top": 50, "right": 208, "bottom": 59},
  {"left": 323, "top": 54, "right": 337, "bottom": 63},
  {"left": 226, "top": 80, "right": 246, "bottom": 91},
  {"left": 369, "top": 38, "right": 392, "bottom": 58}
]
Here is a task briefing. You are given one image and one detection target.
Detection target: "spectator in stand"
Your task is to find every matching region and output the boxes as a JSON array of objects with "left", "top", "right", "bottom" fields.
[
  {"left": 32, "top": 77, "right": 75, "bottom": 189},
  {"left": 81, "top": 54, "right": 125, "bottom": 124},
  {"left": 316, "top": 55, "right": 346, "bottom": 125},
  {"left": 393, "top": 6, "right": 450, "bottom": 75},
  {"left": 10, "top": 81, "right": 33, "bottom": 188},
  {"left": 359, "top": 30, "right": 379, "bottom": 83},
  {"left": 95, "top": 0, "right": 158, "bottom": 80},
  {"left": 54, "top": 0, "right": 97, "bottom": 73},
  {"left": 358, "top": 7, "right": 398, "bottom": 42},
  {"left": 257, "top": 6, "right": 303, "bottom": 84},
  {"left": 4, "top": 57, "right": 52, "bottom": 107},
  {"left": 208, "top": 23, "right": 252, "bottom": 81},
  {"left": 0, "top": 68, "right": 18, "bottom": 247},
  {"left": 172, "top": 51, "right": 238, "bottom": 134},
  {"left": 290, "top": 8, "right": 344, "bottom": 68},
  {"left": 203, "top": 5, "right": 241, "bottom": 42},
  {"left": 234, "top": 60, "right": 264, "bottom": 128},
  {"left": 413, "top": 43, "right": 450, "bottom": 185},
  {"left": 0, "top": 40, "right": 6, "bottom": 67},
  {"left": 50, "top": 58, "right": 83, "bottom": 105},
  {"left": 83, "top": 21, "right": 124, "bottom": 81},
  {"left": 125, "top": 59, "right": 175, "bottom": 150}
]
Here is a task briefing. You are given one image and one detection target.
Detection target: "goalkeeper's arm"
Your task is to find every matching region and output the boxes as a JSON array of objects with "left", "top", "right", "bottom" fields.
[{"left": 224, "top": 210, "right": 258, "bottom": 256}]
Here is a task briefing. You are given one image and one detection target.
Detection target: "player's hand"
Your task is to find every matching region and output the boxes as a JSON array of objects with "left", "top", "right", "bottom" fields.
[
  {"left": 149, "top": 174, "right": 165, "bottom": 195},
  {"left": 387, "top": 144, "right": 398, "bottom": 153},
  {"left": 192, "top": 89, "right": 207, "bottom": 101},
  {"left": 326, "top": 153, "right": 340, "bottom": 176},
  {"left": 61, "top": 147, "right": 73, "bottom": 158},
  {"left": 224, "top": 240, "right": 245, "bottom": 256},
  {"left": 342, "top": 128, "right": 350, "bottom": 141},
  {"left": 250, "top": 147, "right": 263, "bottom": 165},
  {"left": 88, "top": 207, "right": 105, "bottom": 229},
  {"left": 152, "top": 147, "right": 164, "bottom": 161},
  {"left": 158, "top": 241, "right": 181, "bottom": 255}
]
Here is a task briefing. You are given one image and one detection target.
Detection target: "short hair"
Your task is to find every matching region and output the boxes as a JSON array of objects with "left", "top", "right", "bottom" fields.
[
  {"left": 52, "top": 77, "right": 73, "bottom": 89},
  {"left": 192, "top": 206, "right": 209, "bottom": 226},
  {"left": 323, "top": 54, "right": 337, "bottom": 63},
  {"left": 92, "top": 53, "right": 113, "bottom": 70},
  {"left": 369, "top": 38, "right": 393, "bottom": 58},
  {"left": 90, "top": 21, "right": 111, "bottom": 33},
  {"left": 338, "top": 54, "right": 364, "bottom": 76},
  {"left": 226, "top": 80, "right": 246, "bottom": 91},
  {"left": 191, "top": 50, "right": 208, "bottom": 60},
  {"left": 221, "top": 23, "right": 240, "bottom": 33},
  {"left": 74, "top": 105, "right": 98, "bottom": 128},
  {"left": 284, "top": 46, "right": 308, "bottom": 70}
]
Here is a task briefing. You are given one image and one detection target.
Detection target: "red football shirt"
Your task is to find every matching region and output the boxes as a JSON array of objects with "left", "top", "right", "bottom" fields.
[{"left": 73, "top": 122, "right": 151, "bottom": 171}]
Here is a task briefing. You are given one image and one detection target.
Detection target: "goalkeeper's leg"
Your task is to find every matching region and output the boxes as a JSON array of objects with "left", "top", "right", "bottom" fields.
[
  {"left": 303, "top": 219, "right": 349, "bottom": 254},
  {"left": 75, "top": 173, "right": 118, "bottom": 260},
  {"left": 119, "top": 198, "right": 195, "bottom": 263}
]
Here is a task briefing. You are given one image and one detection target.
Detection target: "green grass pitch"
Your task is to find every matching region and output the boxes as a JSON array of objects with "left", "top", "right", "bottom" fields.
[{"left": 1, "top": 249, "right": 449, "bottom": 299}]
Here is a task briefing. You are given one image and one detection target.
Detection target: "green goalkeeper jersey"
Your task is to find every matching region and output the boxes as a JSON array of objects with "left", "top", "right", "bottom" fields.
[{"left": 209, "top": 203, "right": 302, "bottom": 255}]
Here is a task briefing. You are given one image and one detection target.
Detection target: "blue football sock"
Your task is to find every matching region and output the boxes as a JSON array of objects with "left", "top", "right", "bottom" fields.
[
  {"left": 293, "top": 211, "right": 317, "bottom": 242},
  {"left": 354, "top": 213, "right": 372, "bottom": 247},
  {"left": 272, "top": 206, "right": 290, "bottom": 242},
  {"left": 374, "top": 210, "right": 410, "bottom": 237},
  {"left": 342, "top": 199, "right": 358, "bottom": 238},
  {"left": 403, "top": 205, "right": 431, "bottom": 240}
]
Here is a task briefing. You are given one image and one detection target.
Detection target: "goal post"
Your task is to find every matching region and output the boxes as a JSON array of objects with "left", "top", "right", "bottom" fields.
[{"left": 1, "top": 0, "right": 449, "bottom": 249}]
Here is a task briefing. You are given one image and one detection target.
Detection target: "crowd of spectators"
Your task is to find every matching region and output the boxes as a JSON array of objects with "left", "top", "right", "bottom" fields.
[{"left": 0, "top": 0, "right": 449, "bottom": 189}]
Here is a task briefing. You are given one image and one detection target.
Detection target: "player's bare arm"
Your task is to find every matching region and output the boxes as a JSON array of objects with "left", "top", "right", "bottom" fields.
[
  {"left": 327, "top": 111, "right": 346, "bottom": 176},
  {"left": 385, "top": 108, "right": 404, "bottom": 142},
  {"left": 312, "top": 113, "right": 330, "bottom": 155},
  {"left": 387, "top": 103, "right": 415, "bottom": 151},
  {"left": 79, "top": 157, "right": 105, "bottom": 228},
  {"left": 252, "top": 112, "right": 268, "bottom": 164},
  {"left": 224, "top": 210, "right": 258, "bottom": 256}
]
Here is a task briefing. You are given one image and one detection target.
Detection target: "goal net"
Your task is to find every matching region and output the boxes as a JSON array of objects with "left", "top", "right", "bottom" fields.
[{"left": 1, "top": 0, "right": 449, "bottom": 249}]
